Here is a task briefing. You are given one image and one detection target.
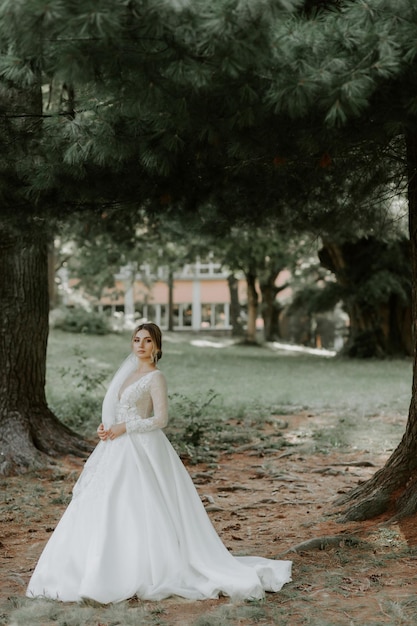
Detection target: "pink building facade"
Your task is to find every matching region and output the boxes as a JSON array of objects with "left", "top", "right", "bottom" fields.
[
  {"left": 96, "top": 261, "right": 250, "bottom": 331},
  {"left": 64, "top": 260, "right": 291, "bottom": 332}
]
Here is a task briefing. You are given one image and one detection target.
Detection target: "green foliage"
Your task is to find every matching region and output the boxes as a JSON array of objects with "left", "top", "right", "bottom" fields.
[
  {"left": 59, "top": 205, "right": 211, "bottom": 314},
  {"left": 356, "top": 268, "right": 410, "bottom": 308},
  {"left": 346, "top": 328, "right": 383, "bottom": 358},
  {"left": 53, "top": 307, "right": 111, "bottom": 335},
  {"left": 338, "top": 237, "right": 410, "bottom": 306},
  {"left": 59, "top": 345, "right": 110, "bottom": 395},
  {"left": 267, "top": 0, "right": 417, "bottom": 124},
  {"left": 290, "top": 281, "right": 343, "bottom": 315},
  {"left": 166, "top": 391, "right": 287, "bottom": 463},
  {"left": 0, "top": 0, "right": 414, "bottom": 253},
  {"left": 167, "top": 390, "right": 224, "bottom": 463},
  {"left": 50, "top": 346, "right": 110, "bottom": 434},
  {"left": 52, "top": 392, "right": 101, "bottom": 435},
  {"left": 293, "top": 239, "right": 411, "bottom": 315},
  {"left": 290, "top": 236, "right": 411, "bottom": 356}
]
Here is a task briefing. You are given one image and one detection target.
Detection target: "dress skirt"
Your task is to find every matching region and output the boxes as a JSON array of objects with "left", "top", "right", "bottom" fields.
[{"left": 27, "top": 429, "right": 292, "bottom": 603}]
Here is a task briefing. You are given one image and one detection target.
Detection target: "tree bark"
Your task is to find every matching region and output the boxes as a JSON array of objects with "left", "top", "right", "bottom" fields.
[
  {"left": 0, "top": 73, "right": 90, "bottom": 475},
  {"left": 260, "top": 271, "right": 286, "bottom": 342},
  {"left": 245, "top": 271, "right": 259, "bottom": 343},
  {"left": 260, "top": 282, "right": 278, "bottom": 342},
  {"left": 167, "top": 267, "right": 174, "bottom": 331},
  {"left": 339, "top": 130, "right": 417, "bottom": 521},
  {"left": 227, "top": 273, "right": 244, "bottom": 337},
  {"left": 48, "top": 240, "right": 58, "bottom": 309},
  {"left": 0, "top": 226, "right": 91, "bottom": 475}
]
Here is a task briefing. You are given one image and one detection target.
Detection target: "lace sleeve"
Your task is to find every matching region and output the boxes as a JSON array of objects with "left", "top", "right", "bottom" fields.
[{"left": 125, "top": 371, "right": 169, "bottom": 434}]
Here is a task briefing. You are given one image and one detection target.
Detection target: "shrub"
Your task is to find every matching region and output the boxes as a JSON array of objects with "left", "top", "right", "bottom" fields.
[
  {"left": 166, "top": 390, "right": 223, "bottom": 463},
  {"left": 51, "top": 394, "right": 102, "bottom": 436},
  {"left": 51, "top": 346, "right": 111, "bottom": 436},
  {"left": 53, "top": 307, "right": 111, "bottom": 335}
]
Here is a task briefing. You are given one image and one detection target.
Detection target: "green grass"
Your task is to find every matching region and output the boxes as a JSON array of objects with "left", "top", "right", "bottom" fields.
[
  {"left": 45, "top": 329, "right": 412, "bottom": 461},
  {"left": 2, "top": 597, "right": 163, "bottom": 626},
  {"left": 47, "top": 330, "right": 412, "bottom": 416}
]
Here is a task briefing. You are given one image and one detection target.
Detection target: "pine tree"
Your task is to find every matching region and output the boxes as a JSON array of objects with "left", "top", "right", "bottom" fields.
[
  {"left": 0, "top": 0, "right": 302, "bottom": 473},
  {"left": 261, "top": 0, "right": 417, "bottom": 520}
]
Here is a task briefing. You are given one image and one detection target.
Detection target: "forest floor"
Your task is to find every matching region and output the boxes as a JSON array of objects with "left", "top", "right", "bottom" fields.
[{"left": 2, "top": 409, "right": 417, "bottom": 626}]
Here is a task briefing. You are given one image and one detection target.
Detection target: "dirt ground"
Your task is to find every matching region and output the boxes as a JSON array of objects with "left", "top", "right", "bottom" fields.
[{"left": 2, "top": 411, "right": 417, "bottom": 625}]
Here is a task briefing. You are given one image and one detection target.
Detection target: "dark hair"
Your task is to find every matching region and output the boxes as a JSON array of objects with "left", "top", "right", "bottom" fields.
[{"left": 132, "top": 322, "right": 162, "bottom": 361}]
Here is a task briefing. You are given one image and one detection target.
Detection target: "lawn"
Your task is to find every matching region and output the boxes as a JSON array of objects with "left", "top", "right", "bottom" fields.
[{"left": 46, "top": 329, "right": 412, "bottom": 428}]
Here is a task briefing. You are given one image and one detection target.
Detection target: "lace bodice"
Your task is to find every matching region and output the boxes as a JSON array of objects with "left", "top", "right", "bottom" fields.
[{"left": 116, "top": 370, "right": 168, "bottom": 434}]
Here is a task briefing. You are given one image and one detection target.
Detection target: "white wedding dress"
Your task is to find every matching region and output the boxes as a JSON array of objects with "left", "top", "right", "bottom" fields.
[{"left": 27, "top": 357, "right": 292, "bottom": 604}]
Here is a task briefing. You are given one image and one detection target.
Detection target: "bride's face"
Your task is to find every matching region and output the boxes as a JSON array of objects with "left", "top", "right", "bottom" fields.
[{"left": 132, "top": 330, "right": 154, "bottom": 362}]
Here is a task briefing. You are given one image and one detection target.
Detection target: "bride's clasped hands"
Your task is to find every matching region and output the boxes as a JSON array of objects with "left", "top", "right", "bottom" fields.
[{"left": 97, "top": 422, "right": 125, "bottom": 441}]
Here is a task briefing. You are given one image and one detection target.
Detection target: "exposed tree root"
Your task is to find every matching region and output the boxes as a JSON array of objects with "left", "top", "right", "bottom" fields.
[
  {"left": 0, "top": 436, "right": 44, "bottom": 476},
  {"left": 0, "top": 406, "right": 92, "bottom": 476},
  {"left": 280, "top": 535, "right": 366, "bottom": 556},
  {"left": 334, "top": 444, "right": 417, "bottom": 522},
  {"left": 337, "top": 487, "right": 392, "bottom": 522},
  {"left": 385, "top": 476, "right": 417, "bottom": 523},
  {"left": 31, "top": 407, "right": 93, "bottom": 457}
]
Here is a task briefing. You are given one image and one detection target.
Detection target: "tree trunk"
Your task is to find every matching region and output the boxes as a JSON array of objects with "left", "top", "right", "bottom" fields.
[
  {"left": 0, "top": 74, "right": 90, "bottom": 475},
  {"left": 338, "top": 130, "right": 417, "bottom": 521},
  {"left": 167, "top": 267, "right": 174, "bottom": 331},
  {"left": 0, "top": 226, "right": 91, "bottom": 476},
  {"left": 227, "top": 273, "right": 244, "bottom": 337},
  {"left": 260, "top": 272, "right": 283, "bottom": 342},
  {"left": 319, "top": 238, "right": 412, "bottom": 358},
  {"left": 48, "top": 239, "right": 58, "bottom": 309},
  {"left": 245, "top": 271, "right": 259, "bottom": 343}
]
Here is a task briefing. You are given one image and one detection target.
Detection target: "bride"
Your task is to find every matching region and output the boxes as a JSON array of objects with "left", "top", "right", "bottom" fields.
[{"left": 27, "top": 322, "right": 292, "bottom": 604}]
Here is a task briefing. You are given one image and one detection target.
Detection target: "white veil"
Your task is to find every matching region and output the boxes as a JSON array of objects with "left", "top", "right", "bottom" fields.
[
  {"left": 101, "top": 353, "right": 138, "bottom": 428},
  {"left": 72, "top": 353, "right": 138, "bottom": 499}
]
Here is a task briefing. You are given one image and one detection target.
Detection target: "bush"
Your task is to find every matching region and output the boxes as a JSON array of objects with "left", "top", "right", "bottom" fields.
[
  {"left": 51, "top": 394, "right": 103, "bottom": 436},
  {"left": 166, "top": 390, "right": 223, "bottom": 463},
  {"left": 50, "top": 346, "right": 111, "bottom": 435},
  {"left": 53, "top": 307, "right": 111, "bottom": 335}
]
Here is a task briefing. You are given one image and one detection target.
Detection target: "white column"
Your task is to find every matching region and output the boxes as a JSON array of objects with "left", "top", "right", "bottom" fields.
[
  {"left": 192, "top": 279, "right": 201, "bottom": 330},
  {"left": 124, "top": 281, "right": 135, "bottom": 324},
  {"left": 155, "top": 304, "right": 161, "bottom": 327},
  {"left": 210, "top": 304, "right": 216, "bottom": 328},
  {"left": 224, "top": 302, "right": 230, "bottom": 328}
]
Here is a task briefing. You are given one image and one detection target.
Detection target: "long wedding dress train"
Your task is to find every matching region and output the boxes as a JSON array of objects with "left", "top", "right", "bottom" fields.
[{"left": 26, "top": 364, "right": 292, "bottom": 604}]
